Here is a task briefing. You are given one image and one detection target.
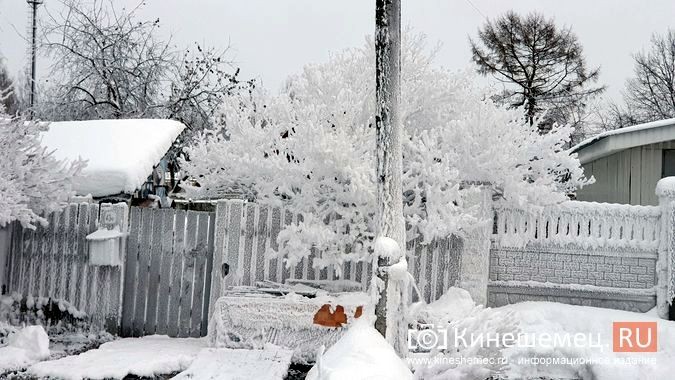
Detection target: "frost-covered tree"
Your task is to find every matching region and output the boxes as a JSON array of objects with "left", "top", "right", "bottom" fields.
[
  {"left": 0, "top": 57, "right": 19, "bottom": 115},
  {"left": 471, "top": 11, "right": 604, "bottom": 132},
  {"left": 182, "top": 32, "right": 591, "bottom": 270},
  {"left": 38, "top": 0, "right": 249, "bottom": 144},
  {"left": 0, "top": 116, "right": 85, "bottom": 228}
]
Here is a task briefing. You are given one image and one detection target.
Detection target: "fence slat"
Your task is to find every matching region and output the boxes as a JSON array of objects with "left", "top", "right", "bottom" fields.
[
  {"left": 208, "top": 202, "right": 229, "bottom": 323},
  {"left": 121, "top": 207, "right": 141, "bottom": 337},
  {"left": 64, "top": 204, "right": 78, "bottom": 303},
  {"left": 133, "top": 208, "right": 153, "bottom": 337},
  {"left": 74, "top": 204, "right": 90, "bottom": 309},
  {"left": 167, "top": 209, "right": 186, "bottom": 337},
  {"left": 179, "top": 211, "right": 199, "bottom": 337},
  {"left": 202, "top": 213, "right": 216, "bottom": 337},
  {"left": 144, "top": 210, "right": 163, "bottom": 335},
  {"left": 190, "top": 213, "right": 209, "bottom": 337},
  {"left": 156, "top": 208, "right": 175, "bottom": 335}
]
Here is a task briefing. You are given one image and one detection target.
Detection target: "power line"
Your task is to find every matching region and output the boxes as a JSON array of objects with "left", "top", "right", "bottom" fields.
[{"left": 464, "top": 0, "right": 487, "bottom": 20}]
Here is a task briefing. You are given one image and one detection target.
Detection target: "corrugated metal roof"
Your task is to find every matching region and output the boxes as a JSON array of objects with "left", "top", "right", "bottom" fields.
[{"left": 570, "top": 118, "right": 675, "bottom": 164}]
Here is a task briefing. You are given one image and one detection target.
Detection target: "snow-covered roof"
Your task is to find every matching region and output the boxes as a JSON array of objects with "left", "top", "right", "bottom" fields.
[
  {"left": 570, "top": 118, "right": 675, "bottom": 164},
  {"left": 40, "top": 119, "right": 185, "bottom": 197}
]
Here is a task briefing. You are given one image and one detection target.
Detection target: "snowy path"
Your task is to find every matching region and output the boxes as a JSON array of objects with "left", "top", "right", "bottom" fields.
[
  {"left": 27, "top": 335, "right": 206, "bottom": 380},
  {"left": 173, "top": 345, "right": 294, "bottom": 380}
]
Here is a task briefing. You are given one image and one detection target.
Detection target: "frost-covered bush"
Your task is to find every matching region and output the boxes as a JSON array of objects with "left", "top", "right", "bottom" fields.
[
  {"left": 182, "top": 32, "right": 591, "bottom": 269},
  {"left": 0, "top": 116, "right": 85, "bottom": 229}
]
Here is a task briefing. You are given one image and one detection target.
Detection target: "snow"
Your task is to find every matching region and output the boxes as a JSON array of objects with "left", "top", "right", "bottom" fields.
[
  {"left": 374, "top": 236, "right": 402, "bottom": 260},
  {"left": 173, "top": 344, "right": 294, "bottom": 380},
  {"left": 0, "top": 325, "right": 50, "bottom": 373},
  {"left": 40, "top": 119, "right": 185, "bottom": 197},
  {"left": 656, "top": 176, "right": 675, "bottom": 198},
  {"left": 571, "top": 117, "right": 675, "bottom": 153},
  {"left": 28, "top": 335, "right": 206, "bottom": 380},
  {"left": 414, "top": 286, "right": 675, "bottom": 380},
  {"left": 502, "top": 301, "right": 675, "bottom": 380},
  {"left": 306, "top": 319, "right": 413, "bottom": 380},
  {"left": 85, "top": 226, "right": 125, "bottom": 241}
]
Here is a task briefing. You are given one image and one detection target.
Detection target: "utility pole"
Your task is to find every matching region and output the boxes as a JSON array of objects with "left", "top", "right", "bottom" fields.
[
  {"left": 27, "top": 0, "right": 43, "bottom": 118},
  {"left": 374, "top": 0, "right": 405, "bottom": 348}
]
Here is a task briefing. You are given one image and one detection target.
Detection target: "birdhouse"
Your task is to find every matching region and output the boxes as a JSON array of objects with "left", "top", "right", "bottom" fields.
[{"left": 86, "top": 206, "right": 125, "bottom": 266}]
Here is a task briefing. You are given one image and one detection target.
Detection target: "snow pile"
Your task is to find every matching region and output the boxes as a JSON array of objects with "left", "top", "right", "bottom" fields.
[
  {"left": 28, "top": 335, "right": 205, "bottom": 380},
  {"left": 0, "top": 325, "right": 50, "bottom": 373},
  {"left": 503, "top": 301, "right": 675, "bottom": 380},
  {"left": 410, "top": 287, "right": 516, "bottom": 379},
  {"left": 40, "top": 119, "right": 185, "bottom": 197},
  {"left": 306, "top": 319, "right": 413, "bottom": 380},
  {"left": 412, "top": 286, "right": 675, "bottom": 380}
]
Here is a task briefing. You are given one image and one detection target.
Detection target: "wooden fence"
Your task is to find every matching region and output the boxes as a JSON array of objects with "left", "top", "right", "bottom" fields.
[
  {"left": 208, "top": 200, "right": 463, "bottom": 315},
  {"left": 6, "top": 200, "right": 460, "bottom": 337},
  {"left": 5, "top": 202, "right": 127, "bottom": 332},
  {"left": 121, "top": 208, "right": 215, "bottom": 338}
]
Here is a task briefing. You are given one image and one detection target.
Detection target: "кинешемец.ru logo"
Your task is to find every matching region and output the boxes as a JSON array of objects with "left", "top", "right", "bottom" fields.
[{"left": 612, "top": 322, "right": 657, "bottom": 352}]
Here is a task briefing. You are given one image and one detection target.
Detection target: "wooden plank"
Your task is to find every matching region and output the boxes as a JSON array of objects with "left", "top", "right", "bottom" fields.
[
  {"left": 167, "top": 209, "right": 186, "bottom": 337},
  {"left": 225, "top": 201, "right": 244, "bottom": 288},
  {"left": 606, "top": 154, "right": 619, "bottom": 204},
  {"left": 250, "top": 205, "right": 263, "bottom": 285},
  {"left": 121, "top": 206, "right": 142, "bottom": 337},
  {"left": 242, "top": 204, "right": 256, "bottom": 286},
  {"left": 18, "top": 227, "right": 31, "bottom": 296},
  {"left": 201, "top": 213, "right": 216, "bottom": 337},
  {"left": 155, "top": 208, "right": 176, "bottom": 335},
  {"left": 54, "top": 207, "right": 70, "bottom": 300},
  {"left": 74, "top": 204, "right": 90, "bottom": 309},
  {"left": 133, "top": 208, "right": 153, "bottom": 337},
  {"left": 262, "top": 206, "right": 273, "bottom": 281},
  {"left": 30, "top": 220, "right": 44, "bottom": 297},
  {"left": 105, "top": 203, "right": 128, "bottom": 334},
  {"left": 144, "top": 209, "right": 164, "bottom": 335},
  {"left": 178, "top": 211, "right": 199, "bottom": 337},
  {"left": 64, "top": 203, "right": 78, "bottom": 303},
  {"left": 190, "top": 212, "right": 209, "bottom": 337},
  {"left": 85, "top": 205, "right": 99, "bottom": 318},
  {"left": 268, "top": 207, "right": 281, "bottom": 283},
  {"left": 207, "top": 202, "right": 229, "bottom": 324}
]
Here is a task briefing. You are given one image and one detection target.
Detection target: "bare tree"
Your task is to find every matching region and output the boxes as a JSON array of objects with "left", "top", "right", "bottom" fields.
[
  {"left": 470, "top": 11, "right": 604, "bottom": 132},
  {"left": 37, "top": 0, "right": 249, "bottom": 142},
  {"left": 606, "top": 29, "right": 675, "bottom": 128}
]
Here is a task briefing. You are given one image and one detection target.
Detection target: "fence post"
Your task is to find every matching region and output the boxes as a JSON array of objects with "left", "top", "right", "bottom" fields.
[
  {"left": 656, "top": 178, "right": 675, "bottom": 319},
  {"left": 458, "top": 183, "right": 493, "bottom": 307},
  {"left": 0, "top": 224, "right": 12, "bottom": 295}
]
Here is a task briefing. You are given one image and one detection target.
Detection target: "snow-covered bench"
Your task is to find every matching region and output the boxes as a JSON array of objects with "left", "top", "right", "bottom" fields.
[{"left": 209, "top": 282, "right": 370, "bottom": 363}]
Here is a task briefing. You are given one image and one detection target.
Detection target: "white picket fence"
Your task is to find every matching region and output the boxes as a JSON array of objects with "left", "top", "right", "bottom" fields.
[{"left": 493, "top": 201, "right": 662, "bottom": 250}]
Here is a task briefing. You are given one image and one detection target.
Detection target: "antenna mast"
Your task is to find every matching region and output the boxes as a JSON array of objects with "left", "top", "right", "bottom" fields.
[{"left": 26, "top": 0, "right": 43, "bottom": 117}]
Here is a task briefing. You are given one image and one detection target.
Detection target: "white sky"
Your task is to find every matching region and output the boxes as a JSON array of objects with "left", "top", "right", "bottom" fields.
[{"left": 1, "top": 0, "right": 674, "bottom": 101}]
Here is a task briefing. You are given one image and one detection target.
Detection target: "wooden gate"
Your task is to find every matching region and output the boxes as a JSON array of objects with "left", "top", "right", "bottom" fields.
[{"left": 121, "top": 207, "right": 215, "bottom": 338}]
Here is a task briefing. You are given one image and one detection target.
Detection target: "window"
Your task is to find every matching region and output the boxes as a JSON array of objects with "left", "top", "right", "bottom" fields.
[{"left": 662, "top": 150, "right": 675, "bottom": 178}]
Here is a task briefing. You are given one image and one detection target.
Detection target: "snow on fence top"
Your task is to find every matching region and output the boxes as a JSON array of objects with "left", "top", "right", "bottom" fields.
[
  {"left": 493, "top": 201, "right": 661, "bottom": 250},
  {"left": 40, "top": 119, "right": 185, "bottom": 197}
]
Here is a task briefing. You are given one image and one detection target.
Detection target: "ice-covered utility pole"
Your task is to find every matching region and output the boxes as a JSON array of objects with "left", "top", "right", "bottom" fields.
[
  {"left": 374, "top": 0, "right": 405, "bottom": 346},
  {"left": 26, "top": 0, "right": 44, "bottom": 118}
]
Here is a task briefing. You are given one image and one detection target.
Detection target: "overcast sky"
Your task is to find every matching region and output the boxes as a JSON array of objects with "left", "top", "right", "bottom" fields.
[{"left": 1, "top": 0, "right": 673, "bottom": 101}]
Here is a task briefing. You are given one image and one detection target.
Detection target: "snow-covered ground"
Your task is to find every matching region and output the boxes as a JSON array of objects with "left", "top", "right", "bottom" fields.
[
  {"left": 502, "top": 301, "right": 675, "bottom": 380},
  {"left": 28, "top": 335, "right": 206, "bottom": 380},
  {"left": 409, "top": 287, "right": 675, "bottom": 380},
  {"left": 1, "top": 289, "right": 673, "bottom": 380}
]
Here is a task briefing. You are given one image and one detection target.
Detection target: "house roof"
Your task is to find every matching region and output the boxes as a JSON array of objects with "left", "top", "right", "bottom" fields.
[
  {"left": 570, "top": 118, "right": 675, "bottom": 164},
  {"left": 40, "top": 119, "right": 185, "bottom": 197}
]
